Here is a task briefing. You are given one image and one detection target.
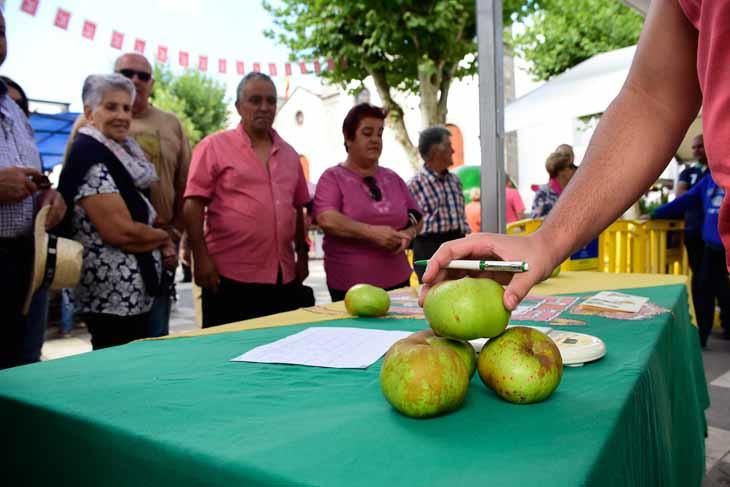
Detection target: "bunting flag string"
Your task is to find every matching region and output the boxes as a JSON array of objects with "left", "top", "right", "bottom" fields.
[{"left": 19, "top": 0, "right": 336, "bottom": 78}]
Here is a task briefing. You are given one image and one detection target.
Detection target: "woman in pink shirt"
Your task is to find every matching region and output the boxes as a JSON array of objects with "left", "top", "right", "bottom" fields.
[
  {"left": 313, "top": 104, "right": 423, "bottom": 301},
  {"left": 505, "top": 175, "right": 526, "bottom": 224}
]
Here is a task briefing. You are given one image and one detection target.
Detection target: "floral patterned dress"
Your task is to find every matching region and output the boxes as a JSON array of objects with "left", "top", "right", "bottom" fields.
[
  {"left": 72, "top": 163, "right": 161, "bottom": 316},
  {"left": 530, "top": 184, "right": 560, "bottom": 219}
]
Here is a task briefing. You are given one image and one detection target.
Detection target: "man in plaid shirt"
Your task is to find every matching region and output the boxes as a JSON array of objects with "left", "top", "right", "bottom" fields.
[
  {"left": 408, "top": 126, "right": 469, "bottom": 282},
  {"left": 0, "top": 11, "right": 66, "bottom": 369}
]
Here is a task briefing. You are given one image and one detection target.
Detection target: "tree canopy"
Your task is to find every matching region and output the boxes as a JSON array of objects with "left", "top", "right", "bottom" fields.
[
  {"left": 265, "top": 0, "right": 508, "bottom": 168},
  {"left": 510, "top": 0, "right": 643, "bottom": 81},
  {"left": 151, "top": 65, "right": 229, "bottom": 146},
  {"left": 264, "top": 0, "right": 643, "bottom": 168}
]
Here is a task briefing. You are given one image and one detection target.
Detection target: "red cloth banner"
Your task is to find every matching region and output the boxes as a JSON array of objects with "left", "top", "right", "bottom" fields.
[
  {"left": 298, "top": 62, "right": 308, "bottom": 74},
  {"left": 313, "top": 60, "right": 321, "bottom": 74},
  {"left": 198, "top": 55, "right": 208, "bottom": 72},
  {"left": 21, "top": 0, "right": 39, "bottom": 16},
  {"left": 218, "top": 59, "right": 227, "bottom": 74},
  {"left": 157, "top": 46, "right": 168, "bottom": 63},
  {"left": 268, "top": 63, "right": 277, "bottom": 76},
  {"left": 81, "top": 20, "right": 96, "bottom": 40},
  {"left": 54, "top": 8, "right": 71, "bottom": 30},
  {"left": 253, "top": 63, "right": 261, "bottom": 72},
  {"left": 134, "top": 39, "right": 146, "bottom": 54},
  {"left": 110, "top": 30, "right": 124, "bottom": 50},
  {"left": 179, "top": 51, "right": 189, "bottom": 67},
  {"left": 326, "top": 58, "right": 335, "bottom": 71},
  {"left": 236, "top": 61, "right": 245, "bottom": 75},
  {"left": 284, "top": 63, "right": 292, "bottom": 76}
]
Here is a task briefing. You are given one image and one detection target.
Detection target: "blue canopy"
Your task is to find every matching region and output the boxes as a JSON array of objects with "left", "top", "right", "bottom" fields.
[{"left": 29, "top": 112, "right": 79, "bottom": 172}]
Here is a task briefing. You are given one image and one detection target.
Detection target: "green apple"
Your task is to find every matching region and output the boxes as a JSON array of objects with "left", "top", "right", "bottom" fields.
[
  {"left": 411, "top": 329, "right": 477, "bottom": 378},
  {"left": 345, "top": 284, "right": 390, "bottom": 317},
  {"left": 423, "top": 277, "right": 510, "bottom": 340},
  {"left": 380, "top": 332, "right": 470, "bottom": 418},
  {"left": 478, "top": 326, "right": 563, "bottom": 404}
]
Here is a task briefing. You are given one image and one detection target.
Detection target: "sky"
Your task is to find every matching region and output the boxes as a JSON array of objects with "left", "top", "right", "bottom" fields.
[
  {"left": 3, "top": 0, "right": 320, "bottom": 111},
  {"left": 3, "top": 0, "right": 541, "bottom": 113}
]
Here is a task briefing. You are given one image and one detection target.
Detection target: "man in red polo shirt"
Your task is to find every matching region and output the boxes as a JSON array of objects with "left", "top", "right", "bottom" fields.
[{"left": 184, "top": 73, "right": 311, "bottom": 327}]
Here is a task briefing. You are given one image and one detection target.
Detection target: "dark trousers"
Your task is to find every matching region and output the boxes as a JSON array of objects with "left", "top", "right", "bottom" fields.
[
  {"left": 0, "top": 236, "right": 34, "bottom": 370},
  {"left": 84, "top": 313, "right": 150, "bottom": 350},
  {"left": 202, "top": 275, "right": 314, "bottom": 328},
  {"left": 685, "top": 231, "right": 704, "bottom": 321},
  {"left": 412, "top": 231, "right": 465, "bottom": 282},
  {"left": 328, "top": 279, "right": 411, "bottom": 302},
  {"left": 695, "top": 244, "right": 730, "bottom": 346}
]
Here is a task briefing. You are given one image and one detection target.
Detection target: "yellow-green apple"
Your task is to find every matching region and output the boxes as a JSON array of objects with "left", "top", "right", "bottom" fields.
[
  {"left": 380, "top": 332, "right": 470, "bottom": 418},
  {"left": 410, "top": 329, "right": 477, "bottom": 378},
  {"left": 423, "top": 277, "right": 510, "bottom": 340},
  {"left": 345, "top": 284, "right": 390, "bottom": 317},
  {"left": 478, "top": 326, "right": 563, "bottom": 404}
]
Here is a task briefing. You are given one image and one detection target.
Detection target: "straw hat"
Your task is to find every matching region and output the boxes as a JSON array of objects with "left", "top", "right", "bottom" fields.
[{"left": 22, "top": 205, "right": 83, "bottom": 315}]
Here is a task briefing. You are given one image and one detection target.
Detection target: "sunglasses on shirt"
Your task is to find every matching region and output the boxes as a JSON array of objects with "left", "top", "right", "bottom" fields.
[
  {"left": 363, "top": 176, "right": 382, "bottom": 202},
  {"left": 117, "top": 69, "right": 152, "bottom": 82}
]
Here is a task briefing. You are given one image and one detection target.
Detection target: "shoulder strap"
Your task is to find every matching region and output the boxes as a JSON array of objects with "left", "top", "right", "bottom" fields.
[{"left": 57, "top": 133, "right": 160, "bottom": 296}]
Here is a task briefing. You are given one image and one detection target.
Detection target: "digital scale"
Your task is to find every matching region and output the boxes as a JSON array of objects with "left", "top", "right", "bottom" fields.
[{"left": 469, "top": 327, "right": 607, "bottom": 367}]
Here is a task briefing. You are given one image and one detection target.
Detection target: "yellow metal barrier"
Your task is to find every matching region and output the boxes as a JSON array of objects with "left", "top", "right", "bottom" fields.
[
  {"left": 406, "top": 249, "right": 419, "bottom": 288},
  {"left": 598, "top": 220, "right": 645, "bottom": 273},
  {"left": 506, "top": 218, "right": 543, "bottom": 236},
  {"left": 506, "top": 218, "right": 688, "bottom": 275},
  {"left": 639, "top": 220, "right": 688, "bottom": 275}
]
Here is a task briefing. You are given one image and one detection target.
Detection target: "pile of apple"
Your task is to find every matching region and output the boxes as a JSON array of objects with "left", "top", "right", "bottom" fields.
[{"left": 380, "top": 277, "right": 563, "bottom": 418}]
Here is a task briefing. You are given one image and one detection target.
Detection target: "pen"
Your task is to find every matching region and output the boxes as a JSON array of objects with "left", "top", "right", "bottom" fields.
[{"left": 413, "top": 259, "right": 529, "bottom": 273}]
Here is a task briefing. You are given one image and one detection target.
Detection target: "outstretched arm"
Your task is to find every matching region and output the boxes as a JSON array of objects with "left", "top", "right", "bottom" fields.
[{"left": 422, "top": 0, "right": 702, "bottom": 310}]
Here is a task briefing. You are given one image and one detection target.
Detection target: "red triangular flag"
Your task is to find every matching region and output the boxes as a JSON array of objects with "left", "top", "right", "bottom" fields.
[
  {"left": 81, "top": 20, "right": 96, "bottom": 40},
  {"left": 110, "top": 30, "right": 124, "bottom": 50},
  {"left": 21, "top": 0, "right": 39, "bottom": 16},
  {"left": 157, "top": 46, "right": 168, "bottom": 63},
  {"left": 313, "top": 60, "right": 321, "bottom": 74},
  {"left": 218, "top": 59, "right": 227, "bottom": 74},
  {"left": 284, "top": 63, "right": 292, "bottom": 76},
  {"left": 268, "top": 63, "right": 278, "bottom": 76},
  {"left": 253, "top": 63, "right": 261, "bottom": 73},
  {"left": 198, "top": 55, "right": 208, "bottom": 72},
  {"left": 179, "top": 51, "right": 189, "bottom": 67},
  {"left": 54, "top": 8, "right": 71, "bottom": 30},
  {"left": 134, "top": 39, "right": 146, "bottom": 54},
  {"left": 299, "top": 62, "right": 308, "bottom": 74},
  {"left": 236, "top": 61, "right": 245, "bottom": 75}
]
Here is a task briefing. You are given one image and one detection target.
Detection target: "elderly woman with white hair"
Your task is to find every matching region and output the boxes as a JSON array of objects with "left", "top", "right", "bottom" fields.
[{"left": 57, "top": 73, "right": 175, "bottom": 350}]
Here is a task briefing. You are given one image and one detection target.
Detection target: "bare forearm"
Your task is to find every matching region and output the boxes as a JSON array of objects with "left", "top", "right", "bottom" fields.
[
  {"left": 183, "top": 198, "right": 210, "bottom": 259},
  {"left": 295, "top": 207, "right": 308, "bottom": 247},
  {"left": 115, "top": 222, "right": 168, "bottom": 250},
  {"left": 538, "top": 88, "right": 699, "bottom": 260},
  {"left": 535, "top": 0, "right": 701, "bottom": 263},
  {"left": 317, "top": 210, "right": 376, "bottom": 240}
]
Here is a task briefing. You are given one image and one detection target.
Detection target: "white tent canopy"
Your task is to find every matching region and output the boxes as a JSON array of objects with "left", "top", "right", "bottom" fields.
[{"left": 505, "top": 46, "right": 636, "bottom": 133}]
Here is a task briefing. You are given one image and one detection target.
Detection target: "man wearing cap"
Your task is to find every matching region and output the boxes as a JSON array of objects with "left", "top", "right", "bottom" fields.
[
  {"left": 0, "top": 11, "right": 67, "bottom": 369},
  {"left": 69, "top": 52, "right": 191, "bottom": 337},
  {"left": 183, "top": 72, "right": 311, "bottom": 327}
]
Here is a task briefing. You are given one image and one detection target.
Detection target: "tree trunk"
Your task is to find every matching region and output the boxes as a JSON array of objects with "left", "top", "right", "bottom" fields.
[
  {"left": 418, "top": 59, "right": 449, "bottom": 128},
  {"left": 371, "top": 70, "right": 420, "bottom": 171}
]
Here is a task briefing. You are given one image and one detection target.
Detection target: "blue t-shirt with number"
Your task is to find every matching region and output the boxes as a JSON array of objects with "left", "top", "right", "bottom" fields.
[{"left": 678, "top": 163, "right": 707, "bottom": 232}]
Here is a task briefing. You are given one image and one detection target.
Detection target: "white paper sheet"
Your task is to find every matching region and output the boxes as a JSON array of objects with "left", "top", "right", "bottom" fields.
[{"left": 231, "top": 327, "right": 413, "bottom": 369}]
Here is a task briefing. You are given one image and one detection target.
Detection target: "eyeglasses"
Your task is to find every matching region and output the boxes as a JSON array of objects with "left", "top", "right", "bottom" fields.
[
  {"left": 117, "top": 69, "right": 152, "bottom": 82},
  {"left": 363, "top": 176, "right": 382, "bottom": 201}
]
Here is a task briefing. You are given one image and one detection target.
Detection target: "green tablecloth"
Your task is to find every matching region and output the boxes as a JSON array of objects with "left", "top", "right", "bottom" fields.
[{"left": 0, "top": 284, "right": 708, "bottom": 486}]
